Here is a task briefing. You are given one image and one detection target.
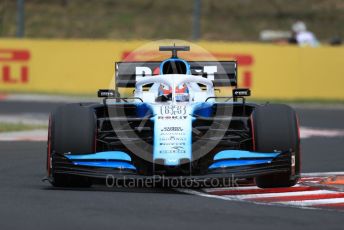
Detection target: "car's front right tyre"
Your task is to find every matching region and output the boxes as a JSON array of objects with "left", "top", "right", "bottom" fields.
[{"left": 47, "top": 103, "right": 96, "bottom": 187}]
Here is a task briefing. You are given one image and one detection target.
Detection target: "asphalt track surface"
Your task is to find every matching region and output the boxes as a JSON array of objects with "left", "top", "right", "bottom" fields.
[{"left": 0, "top": 101, "right": 343, "bottom": 230}]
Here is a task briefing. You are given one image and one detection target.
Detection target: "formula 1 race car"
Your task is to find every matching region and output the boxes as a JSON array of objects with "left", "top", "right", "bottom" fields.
[{"left": 46, "top": 45, "right": 300, "bottom": 188}]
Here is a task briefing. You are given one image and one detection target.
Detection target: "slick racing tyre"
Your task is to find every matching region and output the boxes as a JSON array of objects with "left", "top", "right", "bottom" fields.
[
  {"left": 47, "top": 103, "right": 96, "bottom": 187},
  {"left": 252, "top": 104, "right": 300, "bottom": 188}
]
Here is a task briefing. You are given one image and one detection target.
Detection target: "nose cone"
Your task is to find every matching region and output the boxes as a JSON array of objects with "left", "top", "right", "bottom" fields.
[{"left": 152, "top": 104, "right": 192, "bottom": 166}]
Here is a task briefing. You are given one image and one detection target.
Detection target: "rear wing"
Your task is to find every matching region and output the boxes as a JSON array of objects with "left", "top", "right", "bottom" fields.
[{"left": 115, "top": 61, "right": 237, "bottom": 88}]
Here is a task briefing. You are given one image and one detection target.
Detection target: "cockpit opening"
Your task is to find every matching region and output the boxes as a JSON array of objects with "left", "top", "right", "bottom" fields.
[{"left": 162, "top": 60, "right": 187, "bottom": 74}]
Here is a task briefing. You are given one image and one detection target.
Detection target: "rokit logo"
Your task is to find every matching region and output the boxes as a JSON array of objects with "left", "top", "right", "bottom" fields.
[{"left": 0, "top": 49, "right": 30, "bottom": 84}]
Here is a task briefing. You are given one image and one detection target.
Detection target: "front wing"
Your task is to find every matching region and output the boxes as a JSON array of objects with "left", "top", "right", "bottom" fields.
[{"left": 50, "top": 149, "right": 297, "bottom": 183}]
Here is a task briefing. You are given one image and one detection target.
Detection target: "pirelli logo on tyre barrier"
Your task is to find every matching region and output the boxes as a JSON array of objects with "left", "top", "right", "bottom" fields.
[
  {"left": 0, "top": 39, "right": 343, "bottom": 100},
  {"left": 0, "top": 49, "right": 30, "bottom": 85}
]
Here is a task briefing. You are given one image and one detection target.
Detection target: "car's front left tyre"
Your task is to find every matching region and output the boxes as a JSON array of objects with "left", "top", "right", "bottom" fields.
[{"left": 251, "top": 104, "right": 301, "bottom": 188}]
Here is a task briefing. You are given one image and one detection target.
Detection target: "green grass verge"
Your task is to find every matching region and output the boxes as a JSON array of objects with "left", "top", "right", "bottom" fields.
[{"left": 0, "top": 123, "right": 47, "bottom": 133}]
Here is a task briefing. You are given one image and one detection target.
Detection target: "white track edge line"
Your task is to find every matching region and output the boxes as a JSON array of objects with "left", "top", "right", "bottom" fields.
[
  {"left": 277, "top": 198, "right": 344, "bottom": 206},
  {"left": 226, "top": 190, "right": 339, "bottom": 199},
  {"left": 301, "top": 172, "right": 344, "bottom": 176}
]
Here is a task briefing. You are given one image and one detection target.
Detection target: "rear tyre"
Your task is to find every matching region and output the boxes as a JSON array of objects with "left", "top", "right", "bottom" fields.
[
  {"left": 48, "top": 103, "right": 96, "bottom": 187},
  {"left": 252, "top": 104, "right": 300, "bottom": 188}
]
